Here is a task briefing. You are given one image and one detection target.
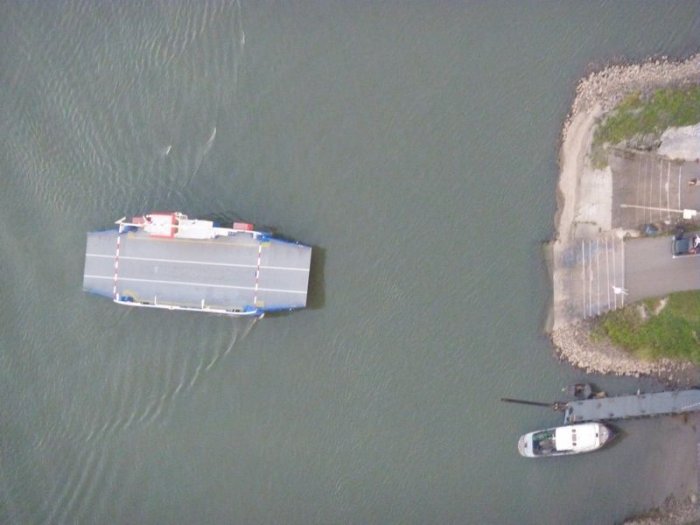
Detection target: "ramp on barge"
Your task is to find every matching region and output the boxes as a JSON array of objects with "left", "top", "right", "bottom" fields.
[
  {"left": 82, "top": 215, "right": 312, "bottom": 316},
  {"left": 564, "top": 389, "right": 700, "bottom": 424}
]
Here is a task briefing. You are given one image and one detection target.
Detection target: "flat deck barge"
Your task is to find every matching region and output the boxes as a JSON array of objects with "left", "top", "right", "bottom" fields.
[
  {"left": 82, "top": 212, "right": 312, "bottom": 317},
  {"left": 564, "top": 389, "right": 700, "bottom": 424}
]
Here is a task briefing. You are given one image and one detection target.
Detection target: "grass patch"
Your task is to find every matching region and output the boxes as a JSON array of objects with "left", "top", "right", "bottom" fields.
[
  {"left": 596, "top": 291, "right": 700, "bottom": 362},
  {"left": 591, "top": 85, "right": 700, "bottom": 168}
]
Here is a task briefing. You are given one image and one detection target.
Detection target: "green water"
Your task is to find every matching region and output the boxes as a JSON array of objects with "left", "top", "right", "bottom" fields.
[{"left": 1, "top": 2, "right": 700, "bottom": 523}]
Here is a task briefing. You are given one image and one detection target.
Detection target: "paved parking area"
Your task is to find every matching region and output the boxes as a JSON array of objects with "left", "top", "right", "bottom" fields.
[
  {"left": 624, "top": 235, "right": 700, "bottom": 303},
  {"left": 557, "top": 232, "right": 700, "bottom": 321},
  {"left": 610, "top": 148, "right": 700, "bottom": 229},
  {"left": 554, "top": 151, "right": 700, "bottom": 324}
]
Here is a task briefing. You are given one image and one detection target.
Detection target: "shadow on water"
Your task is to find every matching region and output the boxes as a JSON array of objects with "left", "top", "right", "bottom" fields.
[
  {"left": 307, "top": 245, "right": 325, "bottom": 310},
  {"left": 201, "top": 210, "right": 246, "bottom": 225},
  {"left": 606, "top": 424, "right": 626, "bottom": 451}
]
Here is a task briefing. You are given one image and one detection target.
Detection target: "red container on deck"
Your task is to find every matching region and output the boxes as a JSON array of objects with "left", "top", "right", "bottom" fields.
[{"left": 233, "top": 222, "right": 254, "bottom": 231}]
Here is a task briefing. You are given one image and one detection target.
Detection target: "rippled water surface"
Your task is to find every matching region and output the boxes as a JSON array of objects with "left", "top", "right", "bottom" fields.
[{"left": 1, "top": 2, "right": 700, "bottom": 523}]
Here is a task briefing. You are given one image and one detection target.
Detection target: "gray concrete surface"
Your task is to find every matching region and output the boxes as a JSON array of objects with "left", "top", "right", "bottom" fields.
[
  {"left": 564, "top": 390, "right": 700, "bottom": 423},
  {"left": 553, "top": 152, "right": 700, "bottom": 325},
  {"left": 624, "top": 235, "right": 700, "bottom": 303},
  {"left": 611, "top": 148, "right": 700, "bottom": 229},
  {"left": 556, "top": 234, "right": 626, "bottom": 319}
]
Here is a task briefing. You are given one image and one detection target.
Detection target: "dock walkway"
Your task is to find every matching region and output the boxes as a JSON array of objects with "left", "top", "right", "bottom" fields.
[{"left": 564, "top": 389, "right": 700, "bottom": 424}]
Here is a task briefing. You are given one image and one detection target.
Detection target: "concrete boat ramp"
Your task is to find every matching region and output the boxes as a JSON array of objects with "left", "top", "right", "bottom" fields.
[
  {"left": 564, "top": 389, "right": 700, "bottom": 424},
  {"left": 83, "top": 212, "right": 312, "bottom": 317}
]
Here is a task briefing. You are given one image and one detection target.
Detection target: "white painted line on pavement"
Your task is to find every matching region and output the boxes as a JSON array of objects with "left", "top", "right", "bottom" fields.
[
  {"left": 647, "top": 157, "right": 653, "bottom": 223},
  {"left": 620, "top": 237, "right": 625, "bottom": 308},
  {"left": 581, "top": 240, "right": 587, "bottom": 319},
  {"left": 588, "top": 241, "right": 593, "bottom": 318},
  {"left": 605, "top": 236, "right": 611, "bottom": 310},
  {"left": 656, "top": 157, "right": 663, "bottom": 220},
  {"left": 665, "top": 160, "right": 671, "bottom": 224},
  {"left": 596, "top": 238, "right": 601, "bottom": 316},
  {"left": 636, "top": 157, "right": 643, "bottom": 226},
  {"left": 611, "top": 237, "right": 617, "bottom": 310}
]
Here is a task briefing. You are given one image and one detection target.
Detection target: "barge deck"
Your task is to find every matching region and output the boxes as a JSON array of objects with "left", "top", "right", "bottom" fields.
[
  {"left": 82, "top": 212, "right": 312, "bottom": 317},
  {"left": 564, "top": 389, "right": 700, "bottom": 424}
]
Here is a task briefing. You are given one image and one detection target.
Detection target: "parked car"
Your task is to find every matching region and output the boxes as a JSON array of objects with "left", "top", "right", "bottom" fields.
[{"left": 672, "top": 230, "right": 700, "bottom": 258}]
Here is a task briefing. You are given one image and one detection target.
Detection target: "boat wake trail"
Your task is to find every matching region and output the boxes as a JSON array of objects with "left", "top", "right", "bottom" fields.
[
  {"left": 233, "top": 0, "right": 245, "bottom": 88},
  {"left": 81, "top": 317, "right": 258, "bottom": 445},
  {"left": 206, "top": 317, "right": 257, "bottom": 372},
  {"left": 179, "top": 125, "right": 217, "bottom": 191},
  {"left": 42, "top": 319, "right": 257, "bottom": 523}
]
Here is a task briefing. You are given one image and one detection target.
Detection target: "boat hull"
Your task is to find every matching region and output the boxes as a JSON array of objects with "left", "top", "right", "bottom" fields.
[
  {"left": 83, "top": 214, "right": 312, "bottom": 317},
  {"left": 517, "top": 423, "right": 615, "bottom": 458}
]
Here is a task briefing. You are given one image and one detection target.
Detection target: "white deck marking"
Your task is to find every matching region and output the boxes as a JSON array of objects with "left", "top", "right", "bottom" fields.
[
  {"left": 85, "top": 253, "right": 309, "bottom": 272},
  {"left": 84, "top": 275, "right": 307, "bottom": 295},
  {"left": 113, "top": 233, "right": 121, "bottom": 300},
  {"left": 254, "top": 243, "right": 262, "bottom": 305}
]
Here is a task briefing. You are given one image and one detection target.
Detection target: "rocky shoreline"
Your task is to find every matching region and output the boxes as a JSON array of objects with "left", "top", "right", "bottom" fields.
[
  {"left": 551, "top": 321, "right": 700, "bottom": 387},
  {"left": 623, "top": 494, "right": 700, "bottom": 525},
  {"left": 569, "top": 55, "right": 700, "bottom": 120},
  {"left": 550, "top": 53, "right": 700, "bottom": 382}
]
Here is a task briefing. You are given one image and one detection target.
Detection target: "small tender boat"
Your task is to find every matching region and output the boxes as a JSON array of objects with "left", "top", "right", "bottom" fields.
[
  {"left": 563, "top": 383, "right": 594, "bottom": 400},
  {"left": 517, "top": 422, "right": 615, "bottom": 458}
]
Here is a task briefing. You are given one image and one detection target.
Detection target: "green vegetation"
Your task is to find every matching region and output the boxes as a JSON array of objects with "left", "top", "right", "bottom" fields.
[
  {"left": 595, "top": 291, "right": 700, "bottom": 362},
  {"left": 591, "top": 86, "right": 700, "bottom": 168}
]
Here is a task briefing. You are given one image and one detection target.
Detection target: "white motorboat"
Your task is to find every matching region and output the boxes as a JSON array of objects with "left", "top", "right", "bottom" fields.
[{"left": 517, "top": 422, "right": 615, "bottom": 458}]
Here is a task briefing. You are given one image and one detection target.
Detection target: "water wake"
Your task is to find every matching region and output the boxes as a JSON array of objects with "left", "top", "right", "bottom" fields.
[{"left": 82, "top": 317, "right": 257, "bottom": 444}]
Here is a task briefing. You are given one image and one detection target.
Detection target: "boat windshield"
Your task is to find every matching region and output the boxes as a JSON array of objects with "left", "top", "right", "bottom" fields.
[{"left": 532, "top": 430, "right": 556, "bottom": 454}]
